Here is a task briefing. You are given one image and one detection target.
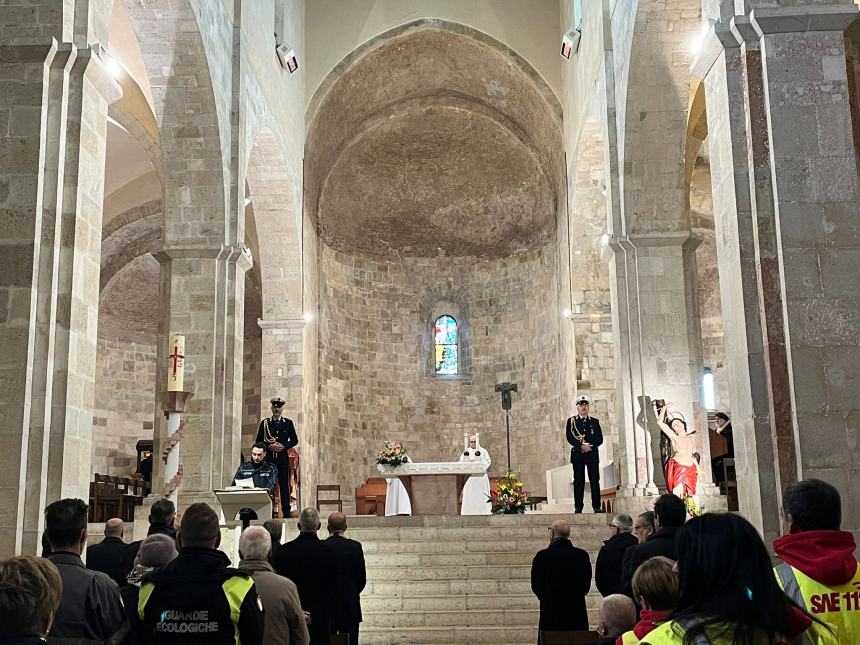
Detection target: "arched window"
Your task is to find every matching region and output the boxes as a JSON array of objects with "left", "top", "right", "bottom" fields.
[{"left": 434, "top": 315, "right": 458, "bottom": 375}]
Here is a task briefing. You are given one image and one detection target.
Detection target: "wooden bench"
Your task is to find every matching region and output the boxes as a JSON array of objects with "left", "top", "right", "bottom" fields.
[{"left": 355, "top": 477, "right": 387, "bottom": 516}]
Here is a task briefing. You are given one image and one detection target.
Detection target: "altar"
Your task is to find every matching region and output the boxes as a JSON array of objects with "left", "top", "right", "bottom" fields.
[{"left": 377, "top": 461, "right": 488, "bottom": 516}]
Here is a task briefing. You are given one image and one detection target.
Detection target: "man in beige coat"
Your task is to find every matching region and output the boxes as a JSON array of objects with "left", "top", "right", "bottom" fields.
[{"left": 240, "top": 526, "right": 310, "bottom": 645}]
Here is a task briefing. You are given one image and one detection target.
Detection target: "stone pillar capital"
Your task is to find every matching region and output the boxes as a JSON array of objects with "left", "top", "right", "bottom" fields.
[
  {"left": 258, "top": 318, "right": 305, "bottom": 331},
  {"left": 626, "top": 231, "right": 703, "bottom": 252},
  {"left": 79, "top": 46, "right": 123, "bottom": 104},
  {"left": 750, "top": 6, "right": 859, "bottom": 37}
]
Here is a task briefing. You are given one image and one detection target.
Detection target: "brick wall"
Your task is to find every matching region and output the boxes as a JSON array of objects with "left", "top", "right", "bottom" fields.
[{"left": 317, "top": 244, "right": 565, "bottom": 498}]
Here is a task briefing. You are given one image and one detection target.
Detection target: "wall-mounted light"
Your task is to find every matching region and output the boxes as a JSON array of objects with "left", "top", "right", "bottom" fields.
[
  {"left": 95, "top": 44, "right": 123, "bottom": 78},
  {"left": 303, "top": 311, "right": 314, "bottom": 323},
  {"left": 243, "top": 196, "right": 252, "bottom": 207},
  {"left": 560, "top": 29, "right": 581, "bottom": 60},
  {"left": 562, "top": 308, "right": 572, "bottom": 319},
  {"left": 276, "top": 44, "right": 299, "bottom": 73}
]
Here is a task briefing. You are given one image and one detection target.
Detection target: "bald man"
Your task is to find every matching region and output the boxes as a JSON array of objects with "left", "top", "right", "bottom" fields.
[
  {"left": 325, "top": 513, "right": 367, "bottom": 645},
  {"left": 530, "top": 519, "right": 592, "bottom": 636},
  {"left": 86, "top": 518, "right": 127, "bottom": 587}
]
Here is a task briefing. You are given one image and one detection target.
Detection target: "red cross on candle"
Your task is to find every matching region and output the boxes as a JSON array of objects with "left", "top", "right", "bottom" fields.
[{"left": 169, "top": 345, "right": 184, "bottom": 375}]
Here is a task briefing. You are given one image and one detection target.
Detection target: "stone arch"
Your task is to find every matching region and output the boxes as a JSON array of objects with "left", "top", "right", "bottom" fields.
[
  {"left": 621, "top": 0, "right": 703, "bottom": 234},
  {"left": 100, "top": 200, "right": 163, "bottom": 291},
  {"left": 108, "top": 74, "right": 162, "bottom": 182},
  {"left": 305, "top": 19, "right": 565, "bottom": 257},
  {"left": 110, "top": 0, "right": 229, "bottom": 247}
]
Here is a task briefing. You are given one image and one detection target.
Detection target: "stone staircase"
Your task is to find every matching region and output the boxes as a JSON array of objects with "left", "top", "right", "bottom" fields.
[{"left": 285, "top": 513, "right": 608, "bottom": 645}]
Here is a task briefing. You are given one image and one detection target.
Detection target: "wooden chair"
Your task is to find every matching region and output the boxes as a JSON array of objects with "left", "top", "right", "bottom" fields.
[
  {"left": 316, "top": 484, "right": 343, "bottom": 513},
  {"left": 539, "top": 630, "right": 599, "bottom": 645},
  {"left": 526, "top": 496, "right": 547, "bottom": 511},
  {"left": 91, "top": 474, "right": 121, "bottom": 523}
]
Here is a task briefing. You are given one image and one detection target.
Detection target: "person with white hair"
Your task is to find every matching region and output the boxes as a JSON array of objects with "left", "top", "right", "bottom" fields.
[
  {"left": 458, "top": 434, "right": 491, "bottom": 515},
  {"left": 594, "top": 594, "right": 637, "bottom": 645},
  {"left": 273, "top": 508, "right": 340, "bottom": 645},
  {"left": 595, "top": 513, "right": 638, "bottom": 597},
  {"left": 240, "top": 526, "right": 309, "bottom": 645}
]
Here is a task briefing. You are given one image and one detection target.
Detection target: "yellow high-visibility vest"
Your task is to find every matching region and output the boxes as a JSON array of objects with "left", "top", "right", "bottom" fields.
[
  {"left": 620, "top": 630, "right": 640, "bottom": 644},
  {"left": 775, "top": 561, "right": 860, "bottom": 645}
]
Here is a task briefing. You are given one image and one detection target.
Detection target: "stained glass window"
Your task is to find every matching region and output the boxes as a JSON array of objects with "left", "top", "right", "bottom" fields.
[{"left": 434, "top": 315, "right": 458, "bottom": 375}]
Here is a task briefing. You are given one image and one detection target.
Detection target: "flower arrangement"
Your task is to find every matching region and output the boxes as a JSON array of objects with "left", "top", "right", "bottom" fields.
[
  {"left": 376, "top": 441, "right": 410, "bottom": 467},
  {"left": 488, "top": 471, "right": 528, "bottom": 514},
  {"left": 683, "top": 494, "right": 704, "bottom": 518}
]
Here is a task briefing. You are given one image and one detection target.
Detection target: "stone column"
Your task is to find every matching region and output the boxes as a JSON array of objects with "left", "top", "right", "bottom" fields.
[
  {"left": 695, "top": 2, "right": 860, "bottom": 534},
  {"left": 258, "top": 318, "right": 305, "bottom": 417},
  {"left": 153, "top": 246, "right": 249, "bottom": 508},
  {"left": 0, "top": 39, "right": 119, "bottom": 556},
  {"left": 610, "top": 232, "right": 721, "bottom": 511}
]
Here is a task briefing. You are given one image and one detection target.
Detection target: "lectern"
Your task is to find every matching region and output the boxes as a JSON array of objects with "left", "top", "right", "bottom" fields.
[{"left": 214, "top": 489, "right": 273, "bottom": 529}]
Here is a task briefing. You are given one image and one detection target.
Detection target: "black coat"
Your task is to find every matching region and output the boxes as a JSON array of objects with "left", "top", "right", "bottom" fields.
[
  {"left": 273, "top": 532, "right": 339, "bottom": 645},
  {"left": 566, "top": 416, "right": 604, "bottom": 463},
  {"left": 595, "top": 531, "right": 638, "bottom": 597},
  {"left": 530, "top": 538, "right": 592, "bottom": 631},
  {"left": 86, "top": 536, "right": 128, "bottom": 588},
  {"left": 621, "top": 526, "right": 680, "bottom": 597},
  {"left": 325, "top": 535, "right": 367, "bottom": 630}
]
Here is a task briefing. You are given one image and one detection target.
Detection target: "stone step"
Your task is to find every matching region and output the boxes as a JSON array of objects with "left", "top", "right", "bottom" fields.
[
  {"left": 362, "top": 592, "right": 602, "bottom": 612},
  {"left": 360, "top": 538, "right": 600, "bottom": 555},
  {"left": 359, "top": 625, "right": 537, "bottom": 645},
  {"left": 363, "top": 550, "right": 599, "bottom": 567},
  {"left": 334, "top": 513, "right": 606, "bottom": 528},
  {"left": 365, "top": 564, "right": 532, "bottom": 581},
  {"left": 364, "top": 578, "right": 535, "bottom": 596},
  {"left": 326, "top": 525, "right": 609, "bottom": 540}
]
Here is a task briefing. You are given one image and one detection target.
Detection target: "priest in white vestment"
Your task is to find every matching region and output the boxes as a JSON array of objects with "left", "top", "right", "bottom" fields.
[{"left": 459, "top": 435, "right": 491, "bottom": 515}]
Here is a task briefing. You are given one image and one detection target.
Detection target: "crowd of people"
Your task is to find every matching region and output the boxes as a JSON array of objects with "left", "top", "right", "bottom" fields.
[
  {"left": 0, "top": 478, "right": 856, "bottom": 644},
  {"left": 530, "top": 478, "right": 858, "bottom": 644},
  {"left": 0, "top": 501, "right": 365, "bottom": 645}
]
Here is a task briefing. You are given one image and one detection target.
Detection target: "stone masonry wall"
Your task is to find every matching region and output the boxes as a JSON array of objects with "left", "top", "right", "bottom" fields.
[
  {"left": 91, "top": 337, "right": 156, "bottom": 476},
  {"left": 318, "top": 244, "right": 565, "bottom": 499}
]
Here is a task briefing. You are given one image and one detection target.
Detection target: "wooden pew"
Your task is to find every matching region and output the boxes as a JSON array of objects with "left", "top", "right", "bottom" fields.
[{"left": 355, "top": 477, "right": 388, "bottom": 516}]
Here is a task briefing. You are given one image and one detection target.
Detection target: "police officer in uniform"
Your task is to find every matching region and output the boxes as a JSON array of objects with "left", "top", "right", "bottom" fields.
[
  {"left": 231, "top": 442, "right": 278, "bottom": 495},
  {"left": 256, "top": 395, "right": 299, "bottom": 517},
  {"left": 135, "top": 503, "right": 264, "bottom": 643},
  {"left": 566, "top": 394, "right": 604, "bottom": 513}
]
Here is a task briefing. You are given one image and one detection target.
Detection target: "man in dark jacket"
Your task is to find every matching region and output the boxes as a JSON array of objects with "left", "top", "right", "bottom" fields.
[
  {"left": 530, "top": 519, "right": 592, "bottom": 635},
  {"left": 44, "top": 498, "right": 129, "bottom": 645},
  {"left": 774, "top": 478, "right": 859, "bottom": 644},
  {"left": 87, "top": 518, "right": 127, "bottom": 587},
  {"left": 134, "top": 502, "right": 264, "bottom": 644},
  {"left": 620, "top": 494, "right": 686, "bottom": 597},
  {"left": 595, "top": 513, "right": 637, "bottom": 597},
  {"left": 121, "top": 498, "right": 177, "bottom": 578},
  {"left": 273, "top": 507, "right": 339, "bottom": 645},
  {"left": 325, "top": 512, "right": 367, "bottom": 645}
]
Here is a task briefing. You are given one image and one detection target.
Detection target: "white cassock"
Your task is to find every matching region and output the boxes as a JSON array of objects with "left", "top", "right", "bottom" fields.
[
  {"left": 384, "top": 477, "right": 412, "bottom": 516},
  {"left": 459, "top": 448, "right": 492, "bottom": 515}
]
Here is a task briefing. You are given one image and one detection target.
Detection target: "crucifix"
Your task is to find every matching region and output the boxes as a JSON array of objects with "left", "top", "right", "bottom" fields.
[
  {"left": 495, "top": 382, "right": 518, "bottom": 471},
  {"left": 167, "top": 339, "right": 185, "bottom": 392}
]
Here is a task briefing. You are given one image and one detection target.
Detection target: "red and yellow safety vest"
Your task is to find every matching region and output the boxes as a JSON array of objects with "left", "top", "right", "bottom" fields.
[{"left": 775, "top": 561, "right": 860, "bottom": 645}]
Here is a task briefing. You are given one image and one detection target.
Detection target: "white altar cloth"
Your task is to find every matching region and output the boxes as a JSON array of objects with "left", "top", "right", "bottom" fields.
[
  {"left": 458, "top": 449, "right": 492, "bottom": 515},
  {"left": 384, "top": 477, "right": 412, "bottom": 516}
]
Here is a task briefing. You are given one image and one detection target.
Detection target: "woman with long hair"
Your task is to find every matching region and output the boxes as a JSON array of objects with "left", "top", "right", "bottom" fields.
[{"left": 641, "top": 512, "right": 830, "bottom": 645}]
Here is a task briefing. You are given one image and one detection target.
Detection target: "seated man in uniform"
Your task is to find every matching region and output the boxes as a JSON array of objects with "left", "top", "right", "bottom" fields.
[{"left": 231, "top": 442, "right": 279, "bottom": 496}]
